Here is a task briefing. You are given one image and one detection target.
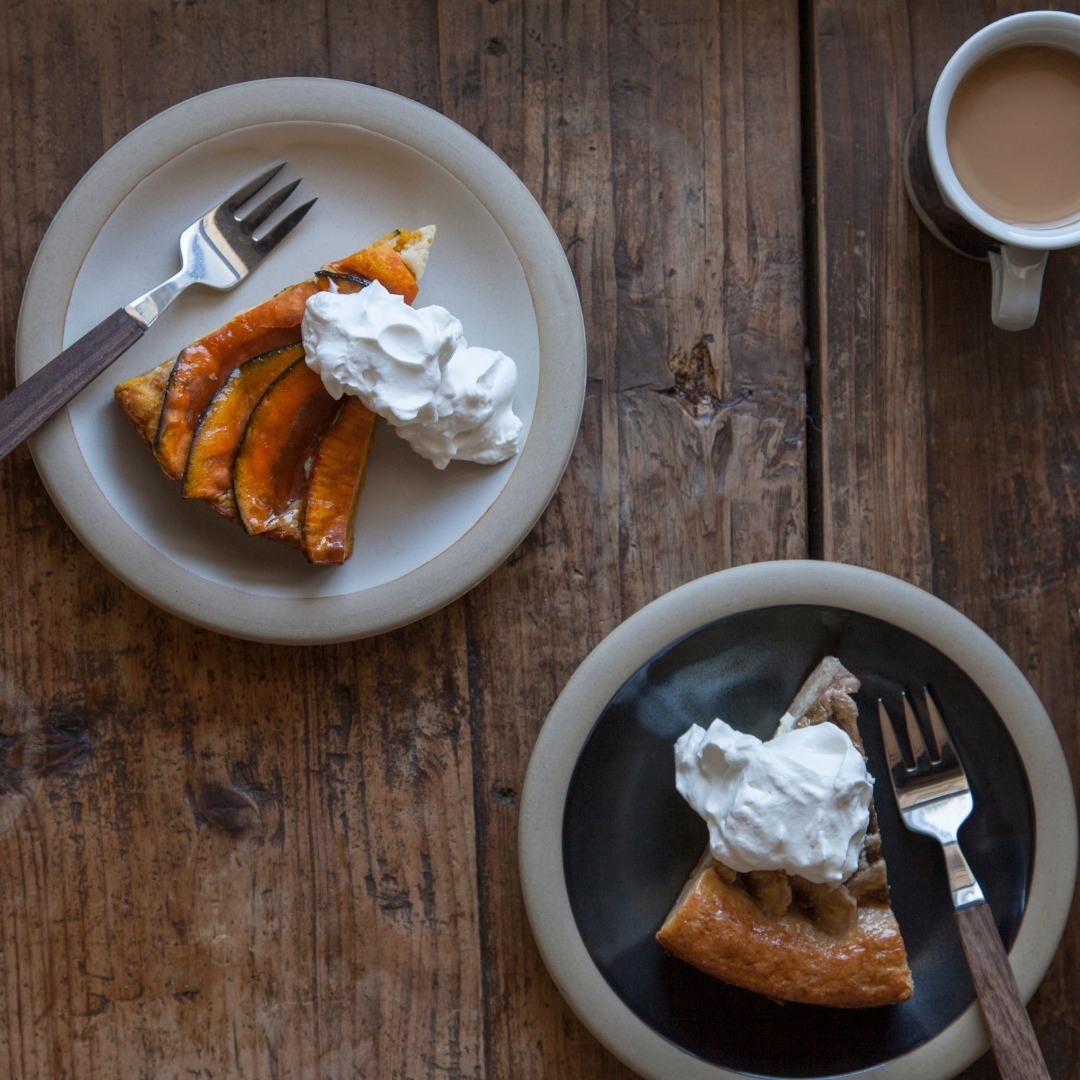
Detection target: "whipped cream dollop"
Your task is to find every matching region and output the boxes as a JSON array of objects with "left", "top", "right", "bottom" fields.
[
  {"left": 301, "top": 281, "right": 522, "bottom": 469},
  {"left": 674, "top": 718, "right": 873, "bottom": 884}
]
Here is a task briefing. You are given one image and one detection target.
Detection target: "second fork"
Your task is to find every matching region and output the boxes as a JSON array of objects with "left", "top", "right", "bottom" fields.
[{"left": 879, "top": 691, "right": 1049, "bottom": 1080}]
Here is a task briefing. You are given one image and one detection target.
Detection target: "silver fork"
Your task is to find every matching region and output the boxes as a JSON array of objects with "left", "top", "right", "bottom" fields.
[
  {"left": 0, "top": 161, "right": 316, "bottom": 462},
  {"left": 879, "top": 691, "right": 1049, "bottom": 1080}
]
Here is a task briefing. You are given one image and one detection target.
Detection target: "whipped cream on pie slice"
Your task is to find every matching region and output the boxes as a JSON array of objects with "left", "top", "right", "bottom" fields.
[
  {"left": 302, "top": 278, "right": 523, "bottom": 470},
  {"left": 674, "top": 716, "right": 873, "bottom": 884}
]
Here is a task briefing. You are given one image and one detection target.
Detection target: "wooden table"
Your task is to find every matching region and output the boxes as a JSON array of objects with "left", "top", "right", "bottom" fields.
[{"left": 1, "top": 1, "right": 1077, "bottom": 1077}]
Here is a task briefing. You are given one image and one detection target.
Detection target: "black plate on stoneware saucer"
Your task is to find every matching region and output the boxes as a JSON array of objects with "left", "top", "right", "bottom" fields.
[{"left": 563, "top": 605, "right": 1033, "bottom": 1079}]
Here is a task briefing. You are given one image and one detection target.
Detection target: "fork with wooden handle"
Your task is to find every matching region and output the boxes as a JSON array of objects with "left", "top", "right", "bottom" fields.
[
  {"left": 0, "top": 161, "right": 315, "bottom": 462},
  {"left": 878, "top": 692, "right": 1050, "bottom": 1080}
]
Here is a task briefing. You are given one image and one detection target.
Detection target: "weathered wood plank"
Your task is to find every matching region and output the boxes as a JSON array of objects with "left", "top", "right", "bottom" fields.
[
  {"left": 435, "top": 3, "right": 629, "bottom": 1075},
  {"left": 0, "top": 2, "right": 484, "bottom": 1078},
  {"left": 607, "top": 0, "right": 808, "bottom": 618},
  {"left": 446, "top": 0, "right": 807, "bottom": 1076},
  {"left": 808, "top": 1, "right": 932, "bottom": 583},
  {"left": 811, "top": 2, "right": 1080, "bottom": 1077}
]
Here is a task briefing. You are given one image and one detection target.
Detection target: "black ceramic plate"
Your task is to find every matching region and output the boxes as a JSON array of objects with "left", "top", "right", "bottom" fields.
[
  {"left": 564, "top": 605, "right": 1031, "bottom": 1078},
  {"left": 519, "top": 562, "right": 1077, "bottom": 1080}
]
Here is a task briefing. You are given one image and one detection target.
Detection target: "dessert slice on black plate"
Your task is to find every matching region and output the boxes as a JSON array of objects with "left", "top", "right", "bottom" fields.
[{"left": 657, "top": 657, "right": 914, "bottom": 1008}]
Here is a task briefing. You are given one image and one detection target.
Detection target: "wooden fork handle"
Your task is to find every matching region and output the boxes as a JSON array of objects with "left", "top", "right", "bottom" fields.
[
  {"left": 0, "top": 308, "right": 144, "bottom": 462},
  {"left": 955, "top": 901, "right": 1051, "bottom": 1079}
]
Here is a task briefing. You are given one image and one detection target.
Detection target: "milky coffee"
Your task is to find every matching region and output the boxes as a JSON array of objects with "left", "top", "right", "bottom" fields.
[{"left": 946, "top": 44, "right": 1080, "bottom": 225}]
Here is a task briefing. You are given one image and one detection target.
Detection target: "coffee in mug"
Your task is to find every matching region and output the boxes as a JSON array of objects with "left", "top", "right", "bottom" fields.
[
  {"left": 946, "top": 44, "right": 1080, "bottom": 227},
  {"left": 905, "top": 11, "right": 1080, "bottom": 330}
]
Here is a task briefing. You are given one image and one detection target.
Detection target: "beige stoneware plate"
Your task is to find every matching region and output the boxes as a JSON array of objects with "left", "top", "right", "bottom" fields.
[{"left": 16, "top": 78, "right": 585, "bottom": 643}]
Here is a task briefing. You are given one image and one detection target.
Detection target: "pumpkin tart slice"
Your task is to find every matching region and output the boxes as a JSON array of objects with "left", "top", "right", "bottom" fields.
[
  {"left": 114, "top": 226, "right": 434, "bottom": 564},
  {"left": 656, "top": 657, "right": 914, "bottom": 1008}
]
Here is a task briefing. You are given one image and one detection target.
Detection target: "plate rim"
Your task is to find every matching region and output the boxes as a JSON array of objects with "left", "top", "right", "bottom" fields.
[
  {"left": 519, "top": 559, "right": 1078, "bottom": 1080},
  {"left": 15, "top": 77, "right": 586, "bottom": 643}
]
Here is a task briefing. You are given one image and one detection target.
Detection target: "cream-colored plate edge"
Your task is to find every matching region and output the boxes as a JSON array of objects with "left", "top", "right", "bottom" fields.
[
  {"left": 519, "top": 560, "right": 1078, "bottom": 1080},
  {"left": 16, "top": 78, "right": 585, "bottom": 643}
]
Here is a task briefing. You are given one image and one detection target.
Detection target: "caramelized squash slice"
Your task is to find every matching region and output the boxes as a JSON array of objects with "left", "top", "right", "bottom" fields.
[
  {"left": 233, "top": 359, "right": 341, "bottom": 543},
  {"left": 182, "top": 341, "right": 305, "bottom": 514},
  {"left": 302, "top": 397, "right": 378, "bottom": 565},
  {"left": 153, "top": 243, "right": 422, "bottom": 480}
]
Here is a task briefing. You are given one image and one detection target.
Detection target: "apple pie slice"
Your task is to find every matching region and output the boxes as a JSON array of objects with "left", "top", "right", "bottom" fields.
[
  {"left": 656, "top": 657, "right": 914, "bottom": 1008},
  {"left": 114, "top": 226, "right": 435, "bottom": 564}
]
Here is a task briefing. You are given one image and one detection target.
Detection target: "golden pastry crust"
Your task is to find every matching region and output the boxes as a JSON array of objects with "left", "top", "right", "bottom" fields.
[
  {"left": 656, "top": 657, "right": 914, "bottom": 1008},
  {"left": 114, "top": 357, "right": 173, "bottom": 450},
  {"left": 657, "top": 852, "right": 913, "bottom": 1007}
]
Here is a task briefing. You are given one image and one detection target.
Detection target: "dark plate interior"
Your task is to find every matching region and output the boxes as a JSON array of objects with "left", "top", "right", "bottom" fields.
[{"left": 563, "top": 605, "right": 1034, "bottom": 1078}]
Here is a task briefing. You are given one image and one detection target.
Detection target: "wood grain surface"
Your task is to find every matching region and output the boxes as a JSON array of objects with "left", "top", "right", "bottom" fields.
[{"left": 0, "top": 2, "right": 1076, "bottom": 1079}]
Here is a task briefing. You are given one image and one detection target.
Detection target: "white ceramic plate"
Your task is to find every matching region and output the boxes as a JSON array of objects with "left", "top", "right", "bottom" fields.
[
  {"left": 520, "top": 561, "right": 1077, "bottom": 1080},
  {"left": 16, "top": 78, "right": 585, "bottom": 643}
]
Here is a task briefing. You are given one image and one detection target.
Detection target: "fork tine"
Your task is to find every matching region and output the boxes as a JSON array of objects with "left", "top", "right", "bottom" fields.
[
  {"left": 222, "top": 161, "right": 288, "bottom": 212},
  {"left": 922, "top": 689, "right": 958, "bottom": 768},
  {"left": 877, "top": 700, "right": 905, "bottom": 773},
  {"left": 252, "top": 197, "right": 318, "bottom": 254},
  {"left": 902, "top": 693, "right": 932, "bottom": 769},
  {"left": 238, "top": 177, "right": 303, "bottom": 232}
]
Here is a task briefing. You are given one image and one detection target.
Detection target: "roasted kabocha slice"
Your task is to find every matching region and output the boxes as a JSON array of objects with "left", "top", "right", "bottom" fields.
[
  {"left": 302, "top": 397, "right": 378, "bottom": 565},
  {"left": 182, "top": 341, "right": 305, "bottom": 519},
  {"left": 232, "top": 358, "right": 341, "bottom": 545}
]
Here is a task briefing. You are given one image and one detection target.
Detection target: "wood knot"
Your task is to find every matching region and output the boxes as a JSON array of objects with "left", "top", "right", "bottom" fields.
[
  {"left": 663, "top": 335, "right": 721, "bottom": 420},
  {"left": 193, "top": 780, "right": 260, "bottom": 834},
  {"left": 1, "top": 713, "right": 92, "bottom": 794},
  {"left": 491, "top": 783, "right": 517, "bottom": 806}
]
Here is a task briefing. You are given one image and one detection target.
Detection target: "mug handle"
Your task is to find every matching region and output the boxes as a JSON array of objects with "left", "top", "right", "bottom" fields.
[{"left": 989, "top": 245, "right": 1047, "bottom": 331}]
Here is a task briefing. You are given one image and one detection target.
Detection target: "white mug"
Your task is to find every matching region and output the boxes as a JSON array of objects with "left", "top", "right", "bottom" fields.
[{"left": 922, "top": 10, "right": 1080, "bottom": 330}]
